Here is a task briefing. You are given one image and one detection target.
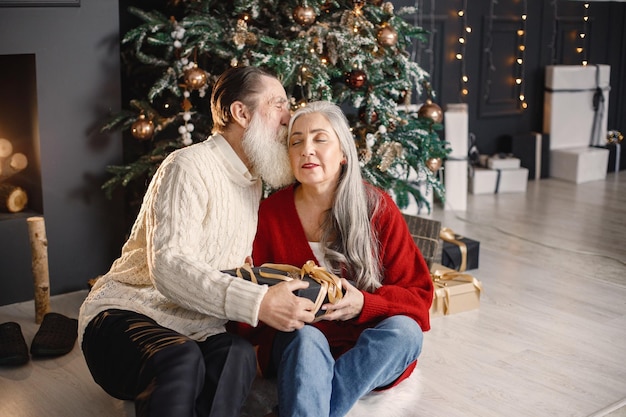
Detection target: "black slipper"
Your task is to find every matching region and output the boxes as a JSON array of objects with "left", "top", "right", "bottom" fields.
[
  {"left": 0, "top": 322, "right": 29, "bottom": 366},
  {"left": 30, "top": 312, "right": 78, "bottom": 358}
]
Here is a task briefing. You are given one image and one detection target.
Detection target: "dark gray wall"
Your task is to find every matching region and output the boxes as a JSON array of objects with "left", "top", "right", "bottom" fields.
[
  {"left": 396, "top": 0, "right": 626, "bottom": 154},
  {"left": 0, "top": 0, "right": 126, "bottom": 305}
]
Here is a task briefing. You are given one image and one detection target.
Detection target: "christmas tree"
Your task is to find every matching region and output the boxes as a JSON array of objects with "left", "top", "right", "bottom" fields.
[{"left": 102, "top": 0, "right": 450, "bottom": 213}]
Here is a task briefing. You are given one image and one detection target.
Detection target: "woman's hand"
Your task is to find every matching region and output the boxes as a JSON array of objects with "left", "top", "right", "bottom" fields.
[{"left": 319, "top": 278, "right": 364, "bottom": 321}]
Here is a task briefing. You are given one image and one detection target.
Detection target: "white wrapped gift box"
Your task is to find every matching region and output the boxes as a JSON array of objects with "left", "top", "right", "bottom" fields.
[
  {"left": 469, "top": 167, "right": 528, "bottom": 195},
  {"left": 444, "top": 159, "right": 467, "bottom": 211},
  {"left": 444, "top": 103, "right": 469, "bottom": 159},
  {"left": 478, "top": 154, "right": 522, "bottom": 170},
  {"left": 550, "top": 147, "right": 609, "bottom": 184},
  {"left": 543, "top": 65, "right": 610, "bottom": 150}
]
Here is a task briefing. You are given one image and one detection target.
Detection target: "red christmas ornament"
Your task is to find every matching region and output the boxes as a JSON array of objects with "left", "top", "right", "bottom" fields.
[
  {"left": 359, "top": 107, "right": 378, "bottom": 124},
  {"left": 347, "top": 69, "right": 367, "bottom": 89}
]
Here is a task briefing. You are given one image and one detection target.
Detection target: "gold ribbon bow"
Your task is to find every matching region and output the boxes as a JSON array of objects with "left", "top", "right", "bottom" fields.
[
  {"left": 431, "top": 267, "right": 482, "bottom": 315},
  {"left": 233, "top": 261, "right": 344, "bottom": 316},
  {"left": 439, "top": 227, "right": 468, "bottom": 272}
]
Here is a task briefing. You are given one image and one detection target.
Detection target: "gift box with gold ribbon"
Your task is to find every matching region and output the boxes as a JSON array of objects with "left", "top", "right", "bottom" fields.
[
  {"left": 440, "top": 227, "right": 480, "bottom": 272},
  {"left": 222, "top": 261, "right": 344, "bottom": 319},
  {"left": 430, "top": 263, "right": 482, "bottom": 318}
]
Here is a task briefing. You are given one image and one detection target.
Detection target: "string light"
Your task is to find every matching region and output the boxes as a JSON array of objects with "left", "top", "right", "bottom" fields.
[
  {"left": 458, "top": 0, "right": 469, "bottom": 99},
  {"left": 517, "top": 0, "right": 528, "bottom": 109},
  {"left": 580, "top": 3, "right": 590, "bottom": 66}
]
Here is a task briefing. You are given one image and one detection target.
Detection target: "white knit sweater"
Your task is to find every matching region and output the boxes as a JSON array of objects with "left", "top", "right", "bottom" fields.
[{"left": 78, "top": 135, "right": 269, "bottom": 346}]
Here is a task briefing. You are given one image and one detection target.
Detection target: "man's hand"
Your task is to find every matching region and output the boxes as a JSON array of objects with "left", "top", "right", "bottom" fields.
[
  {"left": 318, "top": 278, "right": 364, "bottom": 321},
  {"left": 258, "top": 280, "right": 317, "bottom": 332}
]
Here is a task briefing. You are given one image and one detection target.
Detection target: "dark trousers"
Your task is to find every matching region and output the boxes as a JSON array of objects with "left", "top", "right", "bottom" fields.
[{"left": 82, "top": 309, "right": 256, "bottom": 417}]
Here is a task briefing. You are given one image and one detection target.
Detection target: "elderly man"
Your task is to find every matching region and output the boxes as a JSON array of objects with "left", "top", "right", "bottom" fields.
[{"left": 79, "top": 66, "right": 317, "bottom": 417}]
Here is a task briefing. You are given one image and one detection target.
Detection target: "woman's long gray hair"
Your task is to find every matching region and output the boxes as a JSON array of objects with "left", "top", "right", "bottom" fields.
[{"left": 288, "top": 101, "right": 383, "bottom": 291}]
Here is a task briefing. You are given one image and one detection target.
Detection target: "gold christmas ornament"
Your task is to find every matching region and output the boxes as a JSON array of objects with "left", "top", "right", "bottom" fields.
[
  {"left": 377, "top": 25, "right": 398, "bottom": 47},
  {"left": 426, "top": 157, "right": 442, "bottom": 172},
  {"left": 184, "top": 65, "right": 207, "bottom": 90},
  {"left": 131, "top": 114, "right": 154, "bottom": 140},
  {"left": 346, "top": 69, "right": 367, "bottom": 89},
  {"left": 293, "top": 5, "right": 317, "bottom": 26},
  {"left": 607, "top": 130, "right": 624, "bottom": 144},
  {"left": 418, "top": 99, "right": 443, "bottom": 124}
]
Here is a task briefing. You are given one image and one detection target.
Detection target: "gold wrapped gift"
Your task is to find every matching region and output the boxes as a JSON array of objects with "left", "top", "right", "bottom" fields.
[{"left": 429, "top": 263, "right": 483, "bottom": 318}]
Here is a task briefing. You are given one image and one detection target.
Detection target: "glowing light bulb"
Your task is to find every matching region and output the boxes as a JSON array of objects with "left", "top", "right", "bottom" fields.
[{"left": 456, "top": 53, "right": 463, "bottom": 60}]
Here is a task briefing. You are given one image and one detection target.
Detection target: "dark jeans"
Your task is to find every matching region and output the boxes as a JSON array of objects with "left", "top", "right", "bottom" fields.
[{"left": 82, "top": 309, "right": 256, "bottom": 417}]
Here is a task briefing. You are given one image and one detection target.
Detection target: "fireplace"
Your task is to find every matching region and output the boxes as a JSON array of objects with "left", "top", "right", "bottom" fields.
[
  {"left": 0, "top": 53, "right": 43, "bottom": 219},
  {"left": 0, "top": 2, "right": 125, "bottom": 306}
]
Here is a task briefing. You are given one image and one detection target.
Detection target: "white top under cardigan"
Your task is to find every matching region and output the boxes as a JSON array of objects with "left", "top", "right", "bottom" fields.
[{"left": 78, "top": 134, "right": 269, "bottom": 346}]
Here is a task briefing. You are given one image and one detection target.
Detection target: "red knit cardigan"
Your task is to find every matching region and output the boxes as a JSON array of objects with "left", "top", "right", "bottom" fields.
[{"left": 237, "top": 184, "right": 433, "bottom": 388}]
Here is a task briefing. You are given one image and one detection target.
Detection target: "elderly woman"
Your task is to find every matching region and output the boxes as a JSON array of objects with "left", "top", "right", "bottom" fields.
[{"left": 246, "top": 101, "right": 433, "bottom": 417}]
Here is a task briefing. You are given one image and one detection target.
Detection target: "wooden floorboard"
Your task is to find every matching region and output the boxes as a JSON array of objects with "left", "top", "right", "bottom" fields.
[{"left": 1, "top": 173, "right": 625, "bottom": 417}]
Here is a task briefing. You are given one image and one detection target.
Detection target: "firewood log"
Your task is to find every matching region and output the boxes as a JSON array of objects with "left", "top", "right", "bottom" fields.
[
  {"left": 0, "top": 183, "right": 28, "bottom": 213},
  {"left": 0, "top": 152, "right": 28, "bottom": 181},
  {"left": 27, "top": 216, "right": 51, "bottom": 324},
  {"left": 0, "top": 138, "right": 12, "bottom": 158}
]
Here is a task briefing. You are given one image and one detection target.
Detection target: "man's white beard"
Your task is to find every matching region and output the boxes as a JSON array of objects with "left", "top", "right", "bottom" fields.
[{"left": 242, "top": 112, "right": 294, "bottom": 189}]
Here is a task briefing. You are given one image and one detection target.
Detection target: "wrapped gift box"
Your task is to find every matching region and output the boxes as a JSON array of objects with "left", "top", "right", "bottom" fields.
[
  {"left": 468, "top": 167, "right": 528, "bottom": 194},
  {"left": 444, "top": 159, "right": 468, "bottom": 211},
  {"left": 478, "top": 154, "right": 521, "bottom": 170},
  {"left": 402, "top": 214, "right": 441, "bottom": 269},
  {"left": 430, "top": 263, "right": 482, "bottom": 317},
  {"left": 543, "top": 65, "right": 610, "bottom": 150},
  {"left": 506, "top": 132, "right": 550, "bottom": 180},
  {"left": 397, "top": 167, "right": 433, "bottom": 215},
  {"left": 223, "top": 262, "right": 344, "bottom": 318},
  {"left": 440, "top": 228, "right": 479, "bottom": 271},
  {"left": 550, "top": 146, "right": 609, "bottom": 183},
  {"left": 468, "top": 167, "right": 498, "bottom": 194},
  {"left": 444, "top": 103, "right": 469, "bottom": 159}
]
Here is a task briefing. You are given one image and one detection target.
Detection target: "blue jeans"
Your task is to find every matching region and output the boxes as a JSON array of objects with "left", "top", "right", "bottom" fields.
[{"left": 271, "top": 315, "right": 423, "bottom": 417}]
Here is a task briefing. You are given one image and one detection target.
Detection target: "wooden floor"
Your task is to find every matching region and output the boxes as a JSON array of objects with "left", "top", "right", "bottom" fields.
[{"left": 1, "top": 173, "right": 625, "bottom": 417}]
